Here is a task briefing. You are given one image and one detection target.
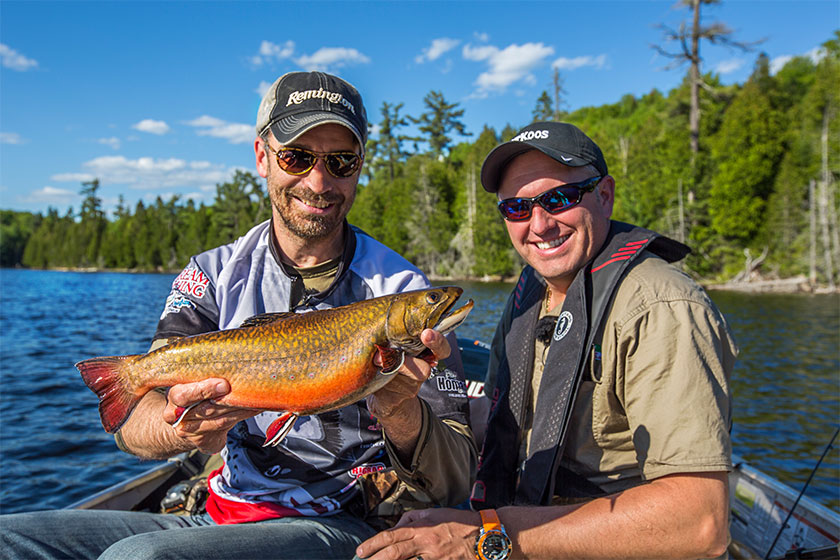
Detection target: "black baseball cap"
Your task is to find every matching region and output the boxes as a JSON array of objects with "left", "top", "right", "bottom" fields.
[
  {"left": 481, "top": 121, "right": 608, "bottom": 192},
  {"left": 256, "top": 71, "right": 368, "bottom": 152}
]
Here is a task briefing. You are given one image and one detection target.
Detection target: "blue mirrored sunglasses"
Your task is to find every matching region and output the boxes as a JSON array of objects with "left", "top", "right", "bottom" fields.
[{"left": 497, "top": 176, "right": 602, "bottom": 221}]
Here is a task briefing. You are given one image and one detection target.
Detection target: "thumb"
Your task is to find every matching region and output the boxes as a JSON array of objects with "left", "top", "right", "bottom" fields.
[{"left": 168, "top": 378, "right": 230, "bottom": 407}]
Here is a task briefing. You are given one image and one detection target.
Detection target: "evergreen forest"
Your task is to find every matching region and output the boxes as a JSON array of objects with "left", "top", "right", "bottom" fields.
[{"left": 2, "top": 32, "right": 838, "bottom": 288}]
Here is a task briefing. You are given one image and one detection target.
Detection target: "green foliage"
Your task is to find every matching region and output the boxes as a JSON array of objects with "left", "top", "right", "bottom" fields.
[
  {"left": 709, "top": 56, "right": 784, "bottom": 243},
  {"left": 0, "top": 210, "right": 39, "bottom": 267},
  {"left": 532, "top": 91, "right": 554, "bottom": 122},
  {"left": 3, "top": 49, "right": 838, "bottom": 285},
  {"left": 410, "top": 90, "right": 471, "bottom": 156}
]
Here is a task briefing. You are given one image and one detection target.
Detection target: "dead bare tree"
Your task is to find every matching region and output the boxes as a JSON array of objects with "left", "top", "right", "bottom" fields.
[{"left": 652, "top": 0, "right": 762, "bottom": 174}]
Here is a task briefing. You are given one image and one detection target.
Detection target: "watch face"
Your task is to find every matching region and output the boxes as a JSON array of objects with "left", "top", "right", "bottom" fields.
[{"left": 478, "top": 530, "right": 512, "bottom": 560}]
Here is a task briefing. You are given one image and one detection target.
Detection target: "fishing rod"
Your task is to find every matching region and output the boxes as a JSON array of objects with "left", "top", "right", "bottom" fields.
[{"left": 764, "top": 425, "right": 840, "bottom": 560}]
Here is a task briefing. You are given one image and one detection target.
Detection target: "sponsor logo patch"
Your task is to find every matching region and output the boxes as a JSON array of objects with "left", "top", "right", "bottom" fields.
[
  {"left": 172, "top": 266, "right": 209, "bottom": 299},
  {"left": 435, "top": 369, "right": 467, "bottom": 398},
  {"left": 465, "top": 380, "right": 486, "bottom": 399},
  {"left": 160, "top": 291, "right": 195, "bottom": 320},
  {"left": 553, "top": 311, "right": 574, "bottom": 341},
  {"left": 349, "top": 463, "right": 386, "bottom": 479}
]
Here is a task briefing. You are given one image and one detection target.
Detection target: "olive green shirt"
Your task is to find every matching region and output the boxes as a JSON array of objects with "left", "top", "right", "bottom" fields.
[{"left": 489, "top": 253, "right": 737, "bottom": 495}]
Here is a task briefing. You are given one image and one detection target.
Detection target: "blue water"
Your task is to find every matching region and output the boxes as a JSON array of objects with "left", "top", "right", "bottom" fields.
[{"left": 0, "top": 269, "right": 837, "bottom": 513}]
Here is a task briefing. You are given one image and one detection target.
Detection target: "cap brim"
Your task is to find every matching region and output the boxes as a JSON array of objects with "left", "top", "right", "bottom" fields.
[
  {"left": 268, "top": 111, "right": 365, "bottom": 153},
  {"left": 480, "top": 141, "right": 592, "bottom": 193}
]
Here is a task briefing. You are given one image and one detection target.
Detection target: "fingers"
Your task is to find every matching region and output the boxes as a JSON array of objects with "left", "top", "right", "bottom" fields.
[
  {"left": 166, "top": 378, "right": 231, "bottom": 410},
  {"left": 356, "top": 509, "right": 481, "bottom": 560},
  {"left": 419, "top": 328, "right": 451, "bottom": 360}
]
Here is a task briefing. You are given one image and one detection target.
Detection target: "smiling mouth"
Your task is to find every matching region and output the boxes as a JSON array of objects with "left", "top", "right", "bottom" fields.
[
  {"left": 298, "top": 199, "right": 332, "bottom": 210},
  {"left": 536, "top": 234, "right": 569, "bottom": 250}
]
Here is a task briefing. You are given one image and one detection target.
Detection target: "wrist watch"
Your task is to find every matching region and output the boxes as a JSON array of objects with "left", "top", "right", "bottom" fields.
[{"left": 474, "top": 508, "right": 513, "bottom": 560}]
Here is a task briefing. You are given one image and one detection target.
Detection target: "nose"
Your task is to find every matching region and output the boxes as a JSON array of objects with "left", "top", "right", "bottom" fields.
[
  {"left": 528, "top": 204, "right": 555, "bottom": 235},
  {"left": 302, "top": 158, "right": 334, "bottom": 194}
]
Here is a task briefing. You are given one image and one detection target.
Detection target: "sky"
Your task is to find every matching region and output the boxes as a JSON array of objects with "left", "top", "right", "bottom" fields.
[{"left": 1, "top": 0, "right": 837, "bottom": 215}]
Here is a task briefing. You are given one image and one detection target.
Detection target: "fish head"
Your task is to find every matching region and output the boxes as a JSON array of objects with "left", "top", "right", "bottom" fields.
[{"left": 385, "top": 286, "right": 474, "bottom": 354}]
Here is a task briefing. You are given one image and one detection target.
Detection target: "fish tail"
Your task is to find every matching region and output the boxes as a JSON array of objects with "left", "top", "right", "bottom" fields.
[{"left": 76, "top": 355, "right": 142, "bottom": 433}]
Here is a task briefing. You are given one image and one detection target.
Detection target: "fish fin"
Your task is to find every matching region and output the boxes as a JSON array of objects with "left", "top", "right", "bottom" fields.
[
  {"left": 239, "top": 312, "right": 297, "bottom": 328},
  {"left": 263, "top": 412, "right": 299, "bottom": 447},
  {"left": 375, "top": 344, "right": 405, "bottom": 375},
  {"left": 171, "top": 402, "right": 200, "bottom": 429},
  {"left": 76, "top": 355, "right": 142, "bottom": 433}
]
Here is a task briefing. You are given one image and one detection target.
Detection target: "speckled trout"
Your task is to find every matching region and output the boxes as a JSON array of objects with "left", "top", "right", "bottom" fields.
[{"left": 77, "top": 286, "right": 473, "bottom": 446}]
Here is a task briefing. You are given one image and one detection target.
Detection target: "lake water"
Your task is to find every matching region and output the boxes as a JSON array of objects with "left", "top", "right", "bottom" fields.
[{"left": 0, "top": 269, "right": 837, "bottom": 513}]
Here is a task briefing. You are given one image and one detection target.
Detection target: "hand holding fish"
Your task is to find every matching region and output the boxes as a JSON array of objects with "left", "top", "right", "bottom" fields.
[
  {"left": 163, "top": 378, "right": 258, "bottom": 454},
  {"left": 368, "top": 328, "right": 451, "bottom": 461},
  {"left": 77, "top": 287, "right": 473, "bottom": 453}
]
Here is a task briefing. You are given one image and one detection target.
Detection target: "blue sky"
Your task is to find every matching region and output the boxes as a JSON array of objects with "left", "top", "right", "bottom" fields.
[{"left": 1, "top": 0, "right": 837, "bottom": 215}]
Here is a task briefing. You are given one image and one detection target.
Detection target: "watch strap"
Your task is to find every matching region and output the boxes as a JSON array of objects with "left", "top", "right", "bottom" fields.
[{"left": 479, "top": 508, "right": 502, "bottom": 532}]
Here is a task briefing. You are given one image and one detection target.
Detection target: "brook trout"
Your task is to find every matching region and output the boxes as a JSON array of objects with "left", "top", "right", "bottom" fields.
[{"left": 77, "top": 287, "right": 473, "bottom": 446}]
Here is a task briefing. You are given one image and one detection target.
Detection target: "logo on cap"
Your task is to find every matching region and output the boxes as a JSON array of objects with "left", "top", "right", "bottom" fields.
[
  {"left": 286, "top": 87, "right": 357, "bottom": 115},
  {"left": 511, "top": 129, "right": 549, "bottom": 142}
]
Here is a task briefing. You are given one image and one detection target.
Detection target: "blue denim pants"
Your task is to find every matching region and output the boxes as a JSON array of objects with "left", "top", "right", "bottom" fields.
[{"left": 0, "top": 508, "right": 378, "bottom": 560}]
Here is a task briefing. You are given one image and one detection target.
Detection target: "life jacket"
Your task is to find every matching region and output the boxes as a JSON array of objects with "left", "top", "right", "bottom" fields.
[{"left": 470, "top": 221, "right": 690, "bottom": 508}]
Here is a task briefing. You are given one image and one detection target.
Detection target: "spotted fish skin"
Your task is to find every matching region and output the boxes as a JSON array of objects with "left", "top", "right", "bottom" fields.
[{"left": 77, "top": 287, "right": 473, "bottom": 438}]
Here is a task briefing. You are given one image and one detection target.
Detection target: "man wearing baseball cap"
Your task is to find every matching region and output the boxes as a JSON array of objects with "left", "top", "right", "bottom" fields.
[
  {"left": 2, "top": 72, "right": 476, "bottom": 560},
  {"left": 358, "top": 122, "right": 736, "bottom": 560}
]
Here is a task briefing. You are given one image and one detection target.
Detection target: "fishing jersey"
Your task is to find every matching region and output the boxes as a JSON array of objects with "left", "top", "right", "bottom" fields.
[{"left": 152, "top": 220, "right": 474, "bottom": 524}]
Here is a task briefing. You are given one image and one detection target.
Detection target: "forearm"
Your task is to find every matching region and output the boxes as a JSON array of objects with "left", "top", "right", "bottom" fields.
[
  {"left": 378, "top": 396, "right": 423, "bottom": 463},
  {"left": 385, "top": 400, "right": 477, "bottom": 506},
  {"left": 499, "top": 472, "right": 729, "bottom": 560},
  {"left": 118, "top": 390, "right": 195, "bottom": 460}
]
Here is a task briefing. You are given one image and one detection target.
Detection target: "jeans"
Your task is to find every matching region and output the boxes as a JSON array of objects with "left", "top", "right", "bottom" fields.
[{"left": 0, "top": 509, "right": 378, "bottom": 560}]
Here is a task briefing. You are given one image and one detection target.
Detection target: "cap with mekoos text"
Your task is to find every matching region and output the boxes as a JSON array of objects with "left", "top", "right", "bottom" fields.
[
  {"left": 256, "top": 71, "right": 368, "bottom": 152},
  {"left": 481, "top": 121, "right": 608, "bottom": 193}
]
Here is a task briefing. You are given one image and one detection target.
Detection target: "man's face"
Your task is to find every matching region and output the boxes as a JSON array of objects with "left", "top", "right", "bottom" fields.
[
  {"left": 256, "top": 123, "right": 360, "bottom": 241},
  {"left": 497, "top": 150, "right": 614, "bottom": 290}
]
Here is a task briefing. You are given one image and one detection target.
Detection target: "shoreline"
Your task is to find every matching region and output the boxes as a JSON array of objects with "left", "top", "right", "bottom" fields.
[{"left": 6, "top": 266, "right": 838, "bottom": 295}]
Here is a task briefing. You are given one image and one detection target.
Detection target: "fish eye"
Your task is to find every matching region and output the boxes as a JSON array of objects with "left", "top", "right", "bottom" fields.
[{"left": 425, "top": 292, "right": 440, "bottom": 304}]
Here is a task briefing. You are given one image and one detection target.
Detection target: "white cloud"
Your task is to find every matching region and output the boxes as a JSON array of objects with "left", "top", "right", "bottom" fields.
[
  {"left": 552, "top": 54, "right": 608, "bottom": 71},
  {"left": 770, "top": 46, "right": 826, "bottom": 75},
  {"left": 252, "top": 40, "right": 295, "bottom": 66},
  {"left": 0, "top": 44, "right": 38, "bottom": 71},
  {"left": 464, "top": 42, "right": 555, "bottom": 95},
  {"left": 98, "top": 137, "right": 121, "bottom": 150},
  {"left": 132, "top": 119, "right": 171, "bottom": 135},
  {"left": 295, "top": 47, "right": 370, "bottom": 72},
  {"left": 53, "top": 155, "right": 234, "bottom": 191},
  {"left": 24, "top": 186, "right": 78, "bottom": 204},
  {"left": 256, "top": 80, "right": 273, "bottom": 98},
  {"left": 473, "top": 32, "right": 490, "bottom": 43},
  {"left": 51, "top": 172, "right": 97, "bottom": 182},
  {"left": 715, "top": 58, "right": 745, "bottom": 75},
  {"left": 769, "top": 55, "right": 792, "bottom": 75},
  {"left": 0, "top": 132, "right": 25, "bottom": 145},
  {"left": 416, "top": 38, "right": 460, "bottom": 64},
  {"left": 185, "top": 115, "right": 252, "bottom": 144}
]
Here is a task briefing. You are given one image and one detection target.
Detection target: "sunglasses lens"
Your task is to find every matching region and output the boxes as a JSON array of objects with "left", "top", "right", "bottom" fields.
[
  {"left": 498, "top": 199, "right": 532, "bottom": 221},
  {"left": 276, "top": 149, "right": 315, "bottom": 174},
  {"left": 540, "top": 187, "right": 575, "bottom": 213},
  {"left": 326, "top": 153, "right": 360, "bottom": 178}
]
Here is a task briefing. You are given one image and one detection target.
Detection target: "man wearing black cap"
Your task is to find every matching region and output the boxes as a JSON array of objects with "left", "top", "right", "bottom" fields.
[
  {"left": 357, "top": 122, "right": 736, "bottom": 560},
  {"left": 1, "top": 72, "right": 476, "bottom": 560}
]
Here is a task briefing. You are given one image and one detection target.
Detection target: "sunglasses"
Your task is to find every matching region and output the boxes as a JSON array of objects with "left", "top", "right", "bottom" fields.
[
  {"left": 265, "top": 144, "right": 362, "bottom": 178},
  {"left": 497, "top": 176, "right": 602, "bottom": 222}
]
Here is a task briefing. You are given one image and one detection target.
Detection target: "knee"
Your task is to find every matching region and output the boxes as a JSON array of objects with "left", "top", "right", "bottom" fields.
[{"left": 99, "top": 533, "right": 179, "bottom": 560}]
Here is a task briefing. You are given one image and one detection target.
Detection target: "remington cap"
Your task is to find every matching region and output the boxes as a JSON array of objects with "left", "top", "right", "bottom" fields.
[
  {"left": 481, "top": 121, "right": 608, "bottom": 192},
  {"left": 256, "top": 71, "right": 368, "bottom": 151}
]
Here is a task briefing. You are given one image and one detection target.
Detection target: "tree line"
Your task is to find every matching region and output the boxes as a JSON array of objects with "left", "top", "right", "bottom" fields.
[{"left": 2, "top": 31, "right": 838, "bottom": 287}]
